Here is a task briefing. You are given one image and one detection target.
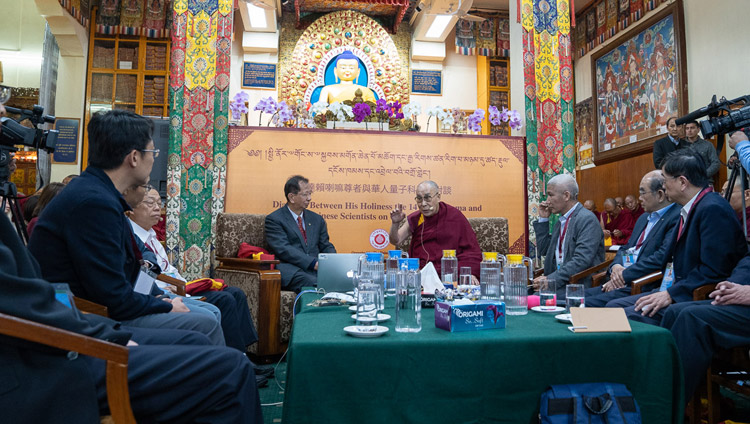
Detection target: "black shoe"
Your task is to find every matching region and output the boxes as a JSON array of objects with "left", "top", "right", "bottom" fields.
[
  {"left": 256, "top": 375, "right": 269, "bottom": 388},
  {"left": 254, "top": 365, "right": 275, "bottom": 379}
]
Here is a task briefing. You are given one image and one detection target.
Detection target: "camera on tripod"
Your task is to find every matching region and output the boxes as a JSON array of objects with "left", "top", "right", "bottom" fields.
[
  {"left": 0, "top": 104, "right": 58, "bottom": 184},
  {"left": 675, "top": 94, "right": 750, "bottom": 139}
]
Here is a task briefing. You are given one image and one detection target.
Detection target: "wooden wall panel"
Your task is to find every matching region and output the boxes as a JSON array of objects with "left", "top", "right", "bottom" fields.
[
  {"left": 576, "top": 153, "right": 655, "bottom": 211},
  {"left": 576, "top": 144, "right": 728, "bottom": 212}
]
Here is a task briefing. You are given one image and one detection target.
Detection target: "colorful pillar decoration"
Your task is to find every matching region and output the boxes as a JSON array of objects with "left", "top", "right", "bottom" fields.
[
  {"left": 167, "top": 0, "right": 232, "bottom": 279},
  {"left": 522, "top": 0, "right": 575, "bottom": 257}
]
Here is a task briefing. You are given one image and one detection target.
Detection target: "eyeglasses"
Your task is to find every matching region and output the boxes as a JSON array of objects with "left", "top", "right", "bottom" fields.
[
  {"left": 141, "top": 199, "right": 163, "bottom": 208},
  {"left": 638, "top": 190, "right": 656, "bottom": 196},
  {"left": 139, "top": 148, "right": 160, "bottom": 158},
  {"left": 140, "top": 184, "right": 153, "bottom": 191},
  {"left": 295, "top": 191, "right": 312, "bottom": 197},
  {"left": 415, "top": 194, "right": 438, "bottom": 203}
]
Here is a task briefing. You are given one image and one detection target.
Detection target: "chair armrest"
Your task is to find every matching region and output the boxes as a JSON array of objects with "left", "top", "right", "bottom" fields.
[
  {"left": 74, "top": 297, "right": 109, "bottom": 317},
  {"left": 0, "top": 312, "right": 135, "bottom": 423},
  {"left": 693, "top": 284, "right": 717, "bottom": 301},
  {"left": 631, "top": 272, "right": 663, "bottom": 295},
  {"left": 156, "top": 274, "right": 186, "bottom": 297},
  {"left": 569, "top": 258, "right": 615, "bottom": 286},
  {"left": 216, "top": 257, "right": 279, "bottom": 271},
  {"left": 592, "top": 271, "right": 608, "bottom": 287}
]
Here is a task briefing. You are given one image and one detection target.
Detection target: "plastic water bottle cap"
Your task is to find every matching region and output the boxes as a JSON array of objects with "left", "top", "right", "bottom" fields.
[
  {"left": 397, "top": 258, "right": 410, "bottom": 269},
  {"left": 388, "top": 250, "right": 402, "bottom": 258},
  {"left": 366, "top": 252, "right": 383, "bottom": 262},
  {"left": 407, "top": 258, "right": 420, "bottom": 271},
  {"left": 442, "top": 249, "right": 456, "bottom": 258}
]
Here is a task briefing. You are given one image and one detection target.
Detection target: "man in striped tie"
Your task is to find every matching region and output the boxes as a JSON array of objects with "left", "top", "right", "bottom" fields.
[
  {"left": 586, "top": 170, "right": 681, "bottom": 307},
  {"left": 607, "top": 150, "right": 747, "bottom": 325},
  {"left": 265, "top": 175, "right": 337, "bottom": 292}
]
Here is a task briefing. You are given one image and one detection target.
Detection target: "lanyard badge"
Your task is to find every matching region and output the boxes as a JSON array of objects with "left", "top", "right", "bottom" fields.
[{"left": 659, "top": 263, "right": 675, "bottom": 292}]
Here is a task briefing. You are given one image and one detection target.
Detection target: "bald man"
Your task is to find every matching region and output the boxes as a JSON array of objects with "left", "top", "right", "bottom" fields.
[
  {"left": 389, "top": 181, "right": 482, "bottom": 277},
  {"left": 623, "top": 194, "right": 645, "bottom": 221}
]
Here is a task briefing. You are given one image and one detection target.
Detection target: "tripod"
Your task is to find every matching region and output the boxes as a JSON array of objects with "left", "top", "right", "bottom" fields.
[
  {"left": 724, "top": 155, "right": 748, "bottom": 241},
  {"left": 0, "top": 180, "right": 29, "bottom": 244}
]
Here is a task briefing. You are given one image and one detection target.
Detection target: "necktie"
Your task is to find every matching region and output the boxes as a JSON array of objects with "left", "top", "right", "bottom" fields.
[
  {"left": 677, "top": 215, "right": 685, "bottom": 240},
  {"left": 297, "top": 216, "right": 307, "bottom": 243},
  {"left": 634, "top": 227, "right": 647, "bottom": 250}
]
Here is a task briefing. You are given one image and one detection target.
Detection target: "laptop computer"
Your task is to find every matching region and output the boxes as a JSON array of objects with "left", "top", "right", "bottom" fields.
[{"left": 317, "top": 253, "right": 362, "bottom": 293}]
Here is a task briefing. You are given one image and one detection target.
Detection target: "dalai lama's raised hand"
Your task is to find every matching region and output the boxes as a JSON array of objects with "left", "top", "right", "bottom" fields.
[{"left": 390, "top": 204, "right": 406, "bottom": 224}]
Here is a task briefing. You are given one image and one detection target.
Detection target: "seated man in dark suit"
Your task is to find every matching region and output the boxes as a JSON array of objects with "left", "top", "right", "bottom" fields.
[
  {"left": 661, "top": 258, "right": 750, "bottom": 400},
  {"left": 532, "top": 174, "right": 605, "bottom": 297},
  {"left": 265, "top": 175, "right": 336, "bottom": 292},
  {"left": 608, "top": 150, "right": 747, "bottom": 325},
  {"left": 0, "top": 209, "right": 262, "bottom": 423},
  {"left": 586, "top": 170, "right": 680, "bottom": 307},
  {"left": 28, "top": 110, "right": 223, "bottom": 343}
]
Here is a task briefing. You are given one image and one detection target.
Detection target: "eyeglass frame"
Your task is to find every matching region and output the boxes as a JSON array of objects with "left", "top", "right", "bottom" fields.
[
  {"left": 139, "top": 148, "right": 160, "bottom": 158},
  {"left": 414, "top": 193, "right": 440, "bottom": 203}
]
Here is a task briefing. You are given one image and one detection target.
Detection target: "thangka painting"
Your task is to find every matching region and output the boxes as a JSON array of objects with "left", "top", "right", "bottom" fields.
[
  {"left": 591, "top": 3, "right": 686, "bottom": 163},
  {"left": 575, "top": 98, "right": 594, "bottom": 167}
]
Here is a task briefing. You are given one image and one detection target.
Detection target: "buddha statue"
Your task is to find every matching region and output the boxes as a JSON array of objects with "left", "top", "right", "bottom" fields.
[{"left": 319, "top": 51, "right": 377, "bottom": 104}]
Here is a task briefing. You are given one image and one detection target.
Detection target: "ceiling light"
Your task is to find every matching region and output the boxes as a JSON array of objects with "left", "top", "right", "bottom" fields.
[
  {"left": 425, "top": 15, "right": 452, "bottom": 38},
  {"left": 247, "top": 3, "right": 267, "bottom": 28}
]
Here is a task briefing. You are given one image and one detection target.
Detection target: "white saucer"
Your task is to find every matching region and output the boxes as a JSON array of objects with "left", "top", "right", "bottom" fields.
[
  {"left": 531, "top": 306, "right": 565, "bottom": 313},
  {"left": 346, "top": 291, "right": 355, "bottom": 296},
  {"left": 555, "top": 313, "right": 572, "bottom": 323},
  {"left": 351, "top": 313, "right": 391, "bottom": 322},
  {"left": 343, "top": 325, "right": 389, "bottom": 338}
]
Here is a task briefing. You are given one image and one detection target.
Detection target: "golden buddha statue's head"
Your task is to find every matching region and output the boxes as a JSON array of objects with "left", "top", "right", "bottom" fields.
[{"left": 333, "top": 50, "right": 361, "bottom": 84}]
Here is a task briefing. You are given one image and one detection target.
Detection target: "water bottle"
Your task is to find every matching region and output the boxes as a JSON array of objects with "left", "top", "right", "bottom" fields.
[
  {"left": 386, "top": 250, "right": 408, "bottom": 296},
  {"left": 358, "top": 252, "right": 385, "bottom": 310},
  {"left": 441, "top": 249, "right": 458, "bottom": 288},
  {"left": 480, "top": 252, "right": 505, "bottom": 300},
  {"left": 504, "top": 254, "right": 533, "bottom": 315},
  {"left": 395, "top": 258, "right": 421, "bottom": 333}
]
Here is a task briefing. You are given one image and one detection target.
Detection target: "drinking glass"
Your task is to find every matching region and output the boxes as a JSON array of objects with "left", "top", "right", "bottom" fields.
[
  {"left": 539, "top": 278, "right": 557, "bottom": 311},
  {"left": 458, "top": 266, "right": 473, "bottom": 293},
  {"left": 566, "top": 284, "right": 585, "bottom": 312},
  {"left": 356, "top": 280, "right": 379, "bottom": 330}
]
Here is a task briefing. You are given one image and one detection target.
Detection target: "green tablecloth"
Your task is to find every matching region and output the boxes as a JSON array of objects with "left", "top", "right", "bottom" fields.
[{"left": 283, "top": 294, "right": 683, "bottom": 423}]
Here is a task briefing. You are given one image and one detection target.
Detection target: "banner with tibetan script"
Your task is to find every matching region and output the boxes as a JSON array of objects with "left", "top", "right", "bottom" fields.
[{"left": 225, "top": 127, "right": 528, "bottom": 255}]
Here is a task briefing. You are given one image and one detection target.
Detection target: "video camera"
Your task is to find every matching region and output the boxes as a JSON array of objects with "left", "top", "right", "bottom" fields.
[
  {"left": 0, "top": 104, "right": 58, "bottom": 184},
  {"left": 676, "top": 94, "right": 750, "bottom": 139}
]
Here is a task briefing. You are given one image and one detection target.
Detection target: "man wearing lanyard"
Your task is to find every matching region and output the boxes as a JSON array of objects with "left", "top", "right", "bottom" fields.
[
  {"left": 608, "top": 150, "right": 747, "bottom": 325},
  {"left": 586, "top": 170, "right": 681, "bottom": 307},
  {"left": 533, "top": 174, "right": 605, "bottom": 298}
]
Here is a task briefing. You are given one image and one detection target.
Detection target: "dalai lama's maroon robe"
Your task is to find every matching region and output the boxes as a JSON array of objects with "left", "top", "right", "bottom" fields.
[
  {"left": 603, "top": 210, "right": 635, "bottom": 245},
  {"left": 625, "top": 204, "right": 645, "bottom": 221},
  {"left": 407, "top": 202, "right": 482, "bottom": 277}
]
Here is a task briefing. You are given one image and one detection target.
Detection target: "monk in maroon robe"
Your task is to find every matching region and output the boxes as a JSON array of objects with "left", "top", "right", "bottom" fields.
[
  {"left": 602, "top": 198, "right": 634, "bottom": 245},
  {"left": 389, "top": 181, "right": 482, "bottom": 277},
  {"left": 623, "top": 194, "right": 645, "bottom": 221}
]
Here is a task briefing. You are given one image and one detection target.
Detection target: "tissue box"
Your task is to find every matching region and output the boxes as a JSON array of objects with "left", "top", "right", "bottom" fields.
[{"left": 434, "top": 300, "right": 506, "bottom": 332}]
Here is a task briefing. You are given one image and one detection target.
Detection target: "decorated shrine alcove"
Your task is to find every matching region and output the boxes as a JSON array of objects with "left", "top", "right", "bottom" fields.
[{"left": 279, "top": 10, "right": 409, "bottom": 107}]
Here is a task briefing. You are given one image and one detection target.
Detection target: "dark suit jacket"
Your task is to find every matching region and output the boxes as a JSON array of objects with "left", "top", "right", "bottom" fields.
[
  {"left": 665, "top": 191, "right": 748, "bottom": 303},
  {"left": 609, "top": 203, "right": 681, "bottom": 285},
  {"left": 0, "top": 214, "right": 132, "bottom": 423},
  {"left": 28, "top": 167, "right": 171, "bottom": 320},
  {"left": 653, "top": 135, "right": 687, "bottom": 168},
  {"left": 265, "top": 205, "right": 336, "bottom": 287},
  {"left": 534, "top": 203, "right": 605, "bottom": 288}
]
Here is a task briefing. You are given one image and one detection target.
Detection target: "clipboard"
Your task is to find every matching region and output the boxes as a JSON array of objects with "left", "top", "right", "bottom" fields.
[{"left": 568, "top": 307, "right": 632, "bottom": 333}]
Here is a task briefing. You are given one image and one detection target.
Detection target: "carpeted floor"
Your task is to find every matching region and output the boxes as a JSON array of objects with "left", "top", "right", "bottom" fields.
[{"left": 259, "top": 360, "right": 287, "bottom": 424}]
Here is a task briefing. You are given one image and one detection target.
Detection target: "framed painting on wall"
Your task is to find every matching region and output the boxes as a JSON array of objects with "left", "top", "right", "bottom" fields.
[{"left": 591, "top": 1, "right": 687, "bottom": 164}]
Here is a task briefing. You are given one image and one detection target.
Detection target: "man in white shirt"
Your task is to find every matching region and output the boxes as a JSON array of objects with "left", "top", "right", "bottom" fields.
[{"left": 128, "top": 188, "right": 259, "bottom": 353}]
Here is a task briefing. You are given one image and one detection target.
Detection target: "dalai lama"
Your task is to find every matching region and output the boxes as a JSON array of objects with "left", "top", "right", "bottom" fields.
[{"left": 389, "top": 181, "right": 482, "bottom": 279}]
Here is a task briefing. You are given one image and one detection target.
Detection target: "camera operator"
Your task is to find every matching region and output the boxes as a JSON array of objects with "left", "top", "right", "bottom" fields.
[{"left": 729, "top": 130, "right": 750, "bottom": 170}]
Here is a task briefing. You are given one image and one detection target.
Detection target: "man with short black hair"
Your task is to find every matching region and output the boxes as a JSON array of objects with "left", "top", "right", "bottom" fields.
[
  {"left": 29, "top": 110, "right": 223, "bottom": 343},
  {"left": 685, "top": 119, "right": 720, "bottom": 185},
  {"left": 265, "top": 175, "right": 336, "bottom": 292},
  {"left": 653, "top": 117, "right": 687, "bottom": 168},
  {"left": 608, "top": 150, "right": 747, "bottom": 324}
]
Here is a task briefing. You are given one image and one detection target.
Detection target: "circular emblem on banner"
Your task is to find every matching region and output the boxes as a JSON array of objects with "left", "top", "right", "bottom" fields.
[{"left": 369, "top": 229, "right": 389, "bottom": 250}]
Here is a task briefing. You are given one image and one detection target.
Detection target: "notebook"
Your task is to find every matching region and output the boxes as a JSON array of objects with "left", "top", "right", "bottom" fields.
[{"left": 316, "top": 253, "right": 361, "bottom": 293}]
